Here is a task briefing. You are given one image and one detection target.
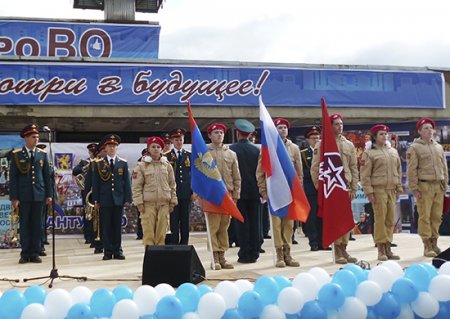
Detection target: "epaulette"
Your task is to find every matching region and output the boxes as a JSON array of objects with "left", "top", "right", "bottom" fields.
[
  {"left": 118, "top": 157, "right": 127, "bottom": 162},
  {"left": 37, "top": 148, "right": 47, "bottom": 153},
  {"left": 163, "top": 150, "right": 172, "bottom": 156},
  {"left": 12, "top": 148, "right": 22, "bottom": 153},
  {"left": 300, "top": 148, "right": 308, "bottom": 153}
]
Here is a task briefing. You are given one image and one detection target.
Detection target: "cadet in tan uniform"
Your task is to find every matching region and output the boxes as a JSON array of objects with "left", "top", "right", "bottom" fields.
[
  {"left": 360, "top": 124, "right": 402, "bottom": 261},
  {"left": 406, "top": 118, "right": 448, "bottom": 257},
  {"left": 206, "top": 123, "right": 241, "bottom": 270},
  {"left": 257, "top": 118, "right": 302, "bottom": 268},
  {"left": 311, "top": 113, "right": 358, "bottom": 264},
  {"left": 132, "top": 136, "right": 177, "bottom": 246}
]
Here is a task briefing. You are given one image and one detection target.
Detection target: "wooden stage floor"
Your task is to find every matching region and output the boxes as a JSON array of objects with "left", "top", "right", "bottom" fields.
[{"left": 0, "top": 233, "right": 448, "bottom": 291}]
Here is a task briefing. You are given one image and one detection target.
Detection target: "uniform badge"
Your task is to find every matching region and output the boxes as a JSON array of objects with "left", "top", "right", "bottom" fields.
[
  {"left": 39, "top": 159, "right": 44, "bottom": 167},
  {"left": 118, "top": 167, "right": 124, "bottom": 175},
  {"left": 132, "top": 171, "right": 137, "bottom": 179},
  {"left": 407, "top": 153, "right": 411, "bottom": 160},
  {"left": 19, "top": 159, "right": 26, "bottom": 163},
  {"left": 314, "top": 149, "right": 318, "bottom": 155},
  {"left": 185, "top": 158, "right": 190, "bottom": 167},
  {"left": 360, "top": 159, "right": 365, "bottom": 167}
]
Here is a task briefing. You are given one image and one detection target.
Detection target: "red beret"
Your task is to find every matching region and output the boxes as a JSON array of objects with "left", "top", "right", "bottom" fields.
[
  {"left": 416, "top": 118, "right": 435, "bottom": 130},
  {"left": 207, "top": 123, "right": 227, "bottom": 134},
  {"left": 370, "top": 124, "right": 390, "bottom": 135},
  {"left": 20, "top": 124, "right": 39, "bottom": 138},
  {"left": 391, "top": 133, "right": 398, "bottom": 140},
  {"left": 146, "top": 136, "right": 164, "bottom": 148},
  {"left": 330, "top": 114, "right": 343, "bottom": 123},
  {"left": 274, "top": 118, "right": 290, "bottom": 128}
]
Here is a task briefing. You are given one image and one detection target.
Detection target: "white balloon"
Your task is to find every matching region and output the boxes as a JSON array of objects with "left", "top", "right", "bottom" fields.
[
  {"left": 355, "top": 280, "right": 382, "bottom": 306},
  {"left": 382, "top": 260, "right": 404, "bottom": 280},
  {"left": 133, "top": 285, "right": 159, "bottom": 316},
  {"left": 308, "top": 267, "right": 331, "bottom": 287},
  {"left": 44, "top": 288, "right": 72, "bottom": 319},
  {"left": 70, "top": 286, "right": 92, "bottom": 304},
  {"left": 411, "top": 292, "right": 439, "bottom": 319},
  {"left": 292, "top": 273, "right": 319, "bottom": 302},
  {"left": 155, "top": 283, "right": 175, "bottom": 298},
  {"left": 277, "top": 287, "right": 304, "bottom": 315},
  {"left": 368, "top": 265, "right": 394, "bottom": 293},
  {"left": 397, "top": 304, "right": 414, "bottom": 319},
  {"left": 260, "top": 305, "right": 286, "bottom": 319},
  {"left": 112, "top": 299, "right": 139, "bottom": 319},
  {"left": 438, "top": 261, "right": 450, "bottom": 276},
  {"left": 182, "top": 312, "right": 201, "bottom": 319},
  {"left": 197, "top": 292, "right": 226, "bottom": 319},
  {"left": 235, "top": 279, "right": 253, "bottom": 296},
  {"left": 338, "top": 297, "right": 367, "bottom": 319},
  {"left": 429, "top": 274, "right": 450, "bottom": 301},
  {"left": 214, "top": 281, "right": 240, "bottom": 308},
  {"left": 327, "top": 310, "right": 342, "bottom": 319},
  {"left": 21, "top": 303, "right": 49, "bottom": 319}
]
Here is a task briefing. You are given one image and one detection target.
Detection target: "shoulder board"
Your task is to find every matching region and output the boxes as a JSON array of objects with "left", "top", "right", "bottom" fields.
[
  {"left": 118, "top": 157, "right": 127, "bottom": 162},
  {"left": 37, "top": 148, "right": 47, "bottom": 153},
  {"left": 13, "top": 148, "right": 22, "bottom": 153},
  {"left": 163, "top": 150, "right": 172, "bottom": 155},
  {"left": 300, "top": 148, "right": 308, "bottom": 153}
]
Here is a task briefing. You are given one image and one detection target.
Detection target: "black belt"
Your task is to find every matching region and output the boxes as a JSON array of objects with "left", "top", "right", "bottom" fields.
[{"left": 419, "top": 179, "right": 440, "bottom": 183}]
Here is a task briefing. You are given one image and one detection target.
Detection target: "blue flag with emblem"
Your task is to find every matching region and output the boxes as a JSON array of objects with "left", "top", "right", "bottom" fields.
[{"left": 188, "top": 101, "right": 244, "bottom": 222}]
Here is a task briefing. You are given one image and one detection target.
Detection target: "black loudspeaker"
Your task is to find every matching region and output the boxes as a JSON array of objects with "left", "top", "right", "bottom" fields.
[
  {"left": 432, "top": 246, "right": 450, "bottom": 268},
  {"left": 142, "top": 245, "right": 205, "bottom": 287}
]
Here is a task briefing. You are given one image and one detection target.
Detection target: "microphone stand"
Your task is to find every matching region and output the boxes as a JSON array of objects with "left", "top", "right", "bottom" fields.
[{"left": 23, "top": 128, "right": 87, "bottom": 288}]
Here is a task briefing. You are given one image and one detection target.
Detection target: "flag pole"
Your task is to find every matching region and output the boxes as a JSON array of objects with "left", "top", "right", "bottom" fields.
[
  {"left": 203, "top": 211, "right": 217, "bottom": 270},
  {"left": 268, "top": 205, "right": 277, "bottom": 267},
  {"left": 332, "top": 243, "right": 336, "bottom": 264}
]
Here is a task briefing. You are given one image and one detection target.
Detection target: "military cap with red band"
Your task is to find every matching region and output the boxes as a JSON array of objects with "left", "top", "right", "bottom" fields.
[
  {"left": 330, "top": 113, "right": 343, "bottom": 123},
  {"left": 102, "top": 134, "right": 121, "bottom": 145},
  {"left": 207, "top": 123, "right": 227, "bottom": 134},
  {"left": 146, "top": 136, "right": 164, "bottom": 148},
  {"left": 274, "top": 118, "right": 290, "bottom": 128},
  {"left": 169, "top": 128, "right": 186, "bottom": 138},
  {"left": 370, "top": 124, "right": 390, "bottom": 134},
  {"left": 161, "top": 133, "right": 171, "bottom": 142},
  {"left": 416, "top": 118, "right": 435, "bottom": 130},
  {"left": 20, "top": 124, "right": 39, "bottom": 138},
  {"left": 305, "top": 126, "right": 321, "bottom": 138}
]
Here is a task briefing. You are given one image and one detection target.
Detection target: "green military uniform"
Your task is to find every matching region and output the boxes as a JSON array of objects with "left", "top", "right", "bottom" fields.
[{"left": 10, "top": 125, "right": 52, "bottom": 263}]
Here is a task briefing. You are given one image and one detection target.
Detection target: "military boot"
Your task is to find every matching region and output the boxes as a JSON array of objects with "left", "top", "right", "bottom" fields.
[
  {"left": 423, "top": 238, "right": 437, "bottom": 258},
  {"left": 275, "top": 247, "right": 286, "bottom": 268},
  {"left": 385, "top": 242, "right": 400, "bottom": 260},
  {"left": 334, "top": 245, "right": 347, "bottom": 264},
  {"left": 212, "top": 251, "right": 221, "bottom": 270},
  {"left": 431, "top": 237, "right": 441, "bottom": 255},
  {"left": 283, "top": 244, "right": 300, "bottom": 267},
  {"left": 218, "top": 251, "right": 234, "bottom": 269},
  {"left": 377, "top": 243, "right": 388, "bottom": 261},
  {"left": 342, "top": 244, "right": 358, "bottom": 263}
]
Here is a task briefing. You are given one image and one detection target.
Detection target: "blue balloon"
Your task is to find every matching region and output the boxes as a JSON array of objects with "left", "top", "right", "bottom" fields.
[
  {"left": 112, "top": 285, "right": 133, "bottom": 301},
  {"left": 404, "top": 264, "right": 431, "bottom": 291},
  {"left": 24, "top": 285, "right": 47, "bottom": 304},
  {"left": 375, "top": 292, "right": 401, "bottom": 319},
  {"left": 317, "top": 283, "right": 345, "bottom": 310},
  {"left": 140, "top": 315, "right": 156, "bottom": 319},
  {"left": 420, "top": 262, "right": 438, "bottom": 279},
  {"left": 155, "top": 296, "right": 183, "bottom": 319},
  {"left": 222, "top": 309, "right": 244, "bottom": 319},
  {"left": 344, "top": 264, "right": 367, "bottom": 283},
  {"left": 274, "top": 275, "right": 291, "bottom": 290},
  {"left": 0, "top": 289, "right": 27, "bottom": 319},
  {"left": 391, "top": 278, "right": 419, "bottom": 304},
  {"left": 67, "top": 303, "right": 95, "bottom": 319},
  {"left": 253, "top": 275, "right": 279, "bottom": 305},
  {"left": 331, "top": 269, "right": 358, "bottom": 296},
  {"left": 285, "top": 314, "right": 301, "bottom": 319},
  {"left": 197, "top": 284, "right": 213, "bottom": 296},
  {"left": 175, "top": 283, "right": 200, "bottom": 313},
  {"left": 366, "top": 307, "right": 377, "bottom": 319},
  {"left": 90, "top": 288, "right": 116, "bottom": 318},
  {"left": 300, "top": 300, "right": 327, "bottom": 319},
  {"left": 434, "top": 302, "right": 450, "bottom": 319},
  {"left": 237, "top": 291, "right": 264, "bottom": 319}
]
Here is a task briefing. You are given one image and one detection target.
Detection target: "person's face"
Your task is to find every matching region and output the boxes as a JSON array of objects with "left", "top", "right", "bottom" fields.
[
  {"left": 98, "top": 148, "right": 107, "bottom": 158},
  {"left": 277, "top": 124, "right": 288, "bottom": 139},
  {"left": 88, "top": 150, "right": 95, "bottom": 158},
  {"left": 332, "top": 119, "right": 343, "bottom": 136},
  {"left": 105, "top": 143, "right": 118, "bottom": 157},
  {"left": 360, "top": 214, "right": 366, "bottom": 222},
  {"left": 172, "top": 136, "right": 184, "bottom": 150},
  {"left": 148, "top": 143, "right": 162, "bottom": 158},
  {"left": 418, "top": 123, "right": 434, "bottom": 140},
  {"left": 375, "top": 130, "right": 388, "bottom": 145},
  {"left": 209, "top": 129, "right": 225, "bottom": 145},
  {"left": 163, "top": 141, "right": 172, "bottom": 151},
  {"left": 24, "top": 133, "right": 39, "bottom": 148},
  {"left": 390, "top": 138, "right": 397, "bottom": 148},
  {"left": 307, "top": 134, "right": 320, "bottom": 147}
]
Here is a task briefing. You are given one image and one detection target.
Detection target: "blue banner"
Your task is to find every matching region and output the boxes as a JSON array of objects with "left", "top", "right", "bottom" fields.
[
  {"left": 0, "top": 20, "right": 160, "bottom": 58},
  {"left": 0, "top": 62, "right": 444, "bottom": 108}
]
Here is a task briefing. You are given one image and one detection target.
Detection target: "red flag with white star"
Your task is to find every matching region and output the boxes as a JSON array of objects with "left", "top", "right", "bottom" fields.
[{"left": 317, "top": 98, "right": 355, "bottom": 248}]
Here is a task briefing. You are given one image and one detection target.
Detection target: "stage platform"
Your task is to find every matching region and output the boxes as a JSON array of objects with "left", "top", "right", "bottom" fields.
[{"left": 0, "top": 233, "right": 448, "bottom": 291}]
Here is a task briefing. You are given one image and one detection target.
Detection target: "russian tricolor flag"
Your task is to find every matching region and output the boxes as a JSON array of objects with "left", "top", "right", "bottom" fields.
[{"left": 259, "top": 96, "right": 310, "bottom": 221}]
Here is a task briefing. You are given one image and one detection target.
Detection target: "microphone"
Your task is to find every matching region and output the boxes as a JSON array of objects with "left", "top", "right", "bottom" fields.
[{"left": 42, "top": 126, "right": 51, "bottom": 132}]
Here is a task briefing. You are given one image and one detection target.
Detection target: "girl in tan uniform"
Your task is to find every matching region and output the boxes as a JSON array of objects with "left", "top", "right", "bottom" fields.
[{"left": 360, "top": 124, "right": 402, "bottom": 261}]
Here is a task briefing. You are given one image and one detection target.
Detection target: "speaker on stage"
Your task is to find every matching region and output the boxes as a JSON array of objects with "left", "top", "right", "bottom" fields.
[
  {"left": 142, "top": 245, "right": 205, "bottom": 287},
  {"left": 432, "top": 246, "right": 450, "bottom": 268}
]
